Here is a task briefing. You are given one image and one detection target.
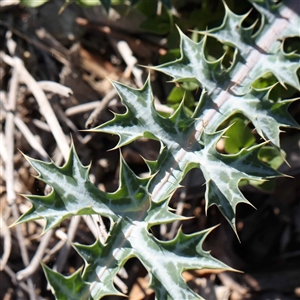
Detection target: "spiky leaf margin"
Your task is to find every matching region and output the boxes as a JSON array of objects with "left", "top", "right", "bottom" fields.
[{"left": 15, "top": 145, "right": 231, "bottom": 299}]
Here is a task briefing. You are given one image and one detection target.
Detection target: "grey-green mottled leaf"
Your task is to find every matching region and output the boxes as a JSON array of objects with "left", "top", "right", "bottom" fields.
[
  {"left": 17, "top": 145, "right": 229, "bottom": 299},
  {"left": 42, "top": 265, "right": 91, "bottom": 300},
  {"left": 93, "top": 78, "right": 196, "bottom": 149},
  {"left": 197, "top": 130, "right": 279, "bottom": 229},
  {"left": 94, "top": 75, "right": 283, "bottom": 232},
  {"left": 16, "top": 0, "right": 300, "bottom": 299}
]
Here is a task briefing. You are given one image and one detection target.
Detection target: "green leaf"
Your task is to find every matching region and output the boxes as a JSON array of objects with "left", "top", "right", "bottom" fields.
[
  {"left": 76, "top": 0, "right": 101, "bottom": 7},
  {"left": 16, "top": 145, "right": 230, "bottom": 299},
  {"left": 199, "top": 1, "right": 300, "bottom": 92},
  {"left": 16, "top": 146, "right": 116, "bottom": 232},
  {"left": 224, "top": 117, "right": 256, "bottom": 154},
  {"left": 197, "top": 130, "right": 279, "bottom": 230},
  {"left": 154, "top": 20, "right": 299, "bottom": 146},
  {"left": 42, "top": 265, "right": 92, "bottom": 300},
  {"left": 152, "top": 30, "right": 230, "bottom": 94},
  {"left": 258, "top": 146, "right": 285, "bottom": 170},
  {"left": 93, "top": 78, "right": 196, "bottom": 149},
  {"left": 166, "top": 87, "right": 195, "bottom": 116},
  {"left": 20, "top": 0, "right": 49, "bottom": 7},
  {"left": 94, "top": 79, "right": 280, "bottom": 232},
  {"left": 140, "top": 14, "right": 171, "bottom": 35},
  {"left": 16, "top": 1, "right": 300, "bottom": 298},
  {"left": 243, "top": 146, "right": 285, "bottom": 193}
]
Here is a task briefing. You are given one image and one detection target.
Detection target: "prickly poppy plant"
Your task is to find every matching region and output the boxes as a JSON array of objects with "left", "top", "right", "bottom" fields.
[{"left": 15, "top": 0, "right": 300, "bottom": 299}]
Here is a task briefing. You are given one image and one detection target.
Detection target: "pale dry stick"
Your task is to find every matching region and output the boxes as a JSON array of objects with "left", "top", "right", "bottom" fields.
[
  {"left": 55, "top": 228, "right": 68, "bottom": 241},
  {"left": 90, "top": 215, "right": 106, "bottom": 244},
  {"left": 51, "top": 98, "right": 89, "bottom": 145},
  {"left": 164, "top": 187, "right": 187, "bottom": 240},
  {"left": 5, "top": 57, "right": 19, "bottom": 206},
  {"left": 81, "top": 134, "right": 94, "bottom": 145},
  {"left": 38, "top": 81, "right": 73, "bottom": 98},
  {"left": 117, "top": 261, "right": 128, "bottom": 280},
  {"left": 95, "top": 214, "right": 109, "bottom": 244},
  {"left": 3, "top": 264, "right": 31, "bottom": 295},
  {"left": 2, "top": 53, "right": 70, "bottom": 161},
  {"left": 51, "top": 145, "right": 65, "bottom": 168},
  {"left": 6, "top": 30, "right": 16, "bottom": 55},
  {"left": 32, "top": 118, "right": 51, "bottom": 132},
  {"left": 154, "top": 100, "right": 174, "bottom": 115},
  {"left": 0, "top": 20, "right": 69, "bottom": 66},
  {"left": 3, "top": 53, "right": 73, "bottom": 285},
  {"left": 117, "top": 40, "right": 137, "bottom": 78},
  {"left": 117, "top": 40, "right": 144, "bottom": 88},
  {"left": 16, "top": 230, "right": 54, "bottom": 281},
  {"left": 151, "top": 1, "right": 300, "bottom": 201},
  {"left": 3, "top": 264, "right": 47, "bottom": 300},
  {"left": 5, "top": 78, "right": 74, "bottom": 283},
  {"left": 66, "top": 100, "right": 101, "bottom": 116},
  {"left": 0, "top": 101, "right": 49, "bottom": 159},
  {"left": 66, "top": 99, "right": 173, "bottom": 117},
  {"left": 4, "top": 56, "right": 36, "bottom": 300},
  {"left": 0, "top": 216, "right": 11, "bottom": 271},
  {"left": 85, "top": 88, "right": 118, "bottom": 128},
  {"left": 114, "top": 275, "right": 128, "bottom": 294},
  {"left": 83, "top": 215, "right": 102, "bottom": 240},
  {"left": 53, "top": 215, "right": 81, "bottom": 274},
  {"left": 98, "top": 214, "right": 109, "bottom": 239},
  {"left": 218, "top": 273, "right": 248, "bottom": 297},
  {"left": 14, "top": 115, "right": 49, "bottom": 159},
  {"left": 157, "top": 0, "right": 162, "bottom": 15},
  {"left": 0, "top": 134, "right": 25, "bottom": 199},
  {"left": 0, "top": 131, "right": 7, "bottom": 162},
  {"left": 42, "top": 239, "right": 66, "bottom": 264},
  {"left": 35, "top": 28, "right": 69, "bottom": 58}
]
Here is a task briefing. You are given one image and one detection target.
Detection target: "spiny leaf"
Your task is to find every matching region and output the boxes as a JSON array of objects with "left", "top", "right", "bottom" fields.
[
  {"left": 193, "top": 86, "right": 300, "bottom": 148},
  {"left": 198, "top": 1, "right": 300, "bottom": 92},
  {"left": 93, "top": 78, "right": 197, "bottom": 149},
  {"left": 15, "top": 145, "right": 152, "bottom": 232},
  {"left": 140, "top": 227, "right": 232, "bottom": 299},
  {"left": 16, "top": 1, "right": 300, "bottom": 299},
  {"left": 153, "top": 1, "right": 300, "bottom": 147},
  {"left": 18, "top": 145, "right": 229, "bottom": 299},
  {"left": 42, "top": 265, "right": 91, "bottom": 300},
  {"left": 197, "top": 130, "right": 279, "bottom": 230},
  {"left": 202, "top": 3, "right": 256, "bottom": 52},
  {"left": 95, "top": 77, "right": 281, "bottom": 232},
  {"left": 16, "top": 146, "right": 116, "bottom": 232},
  {"left": 151, "top": 31, "right": 231, "bottom": 94}
]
